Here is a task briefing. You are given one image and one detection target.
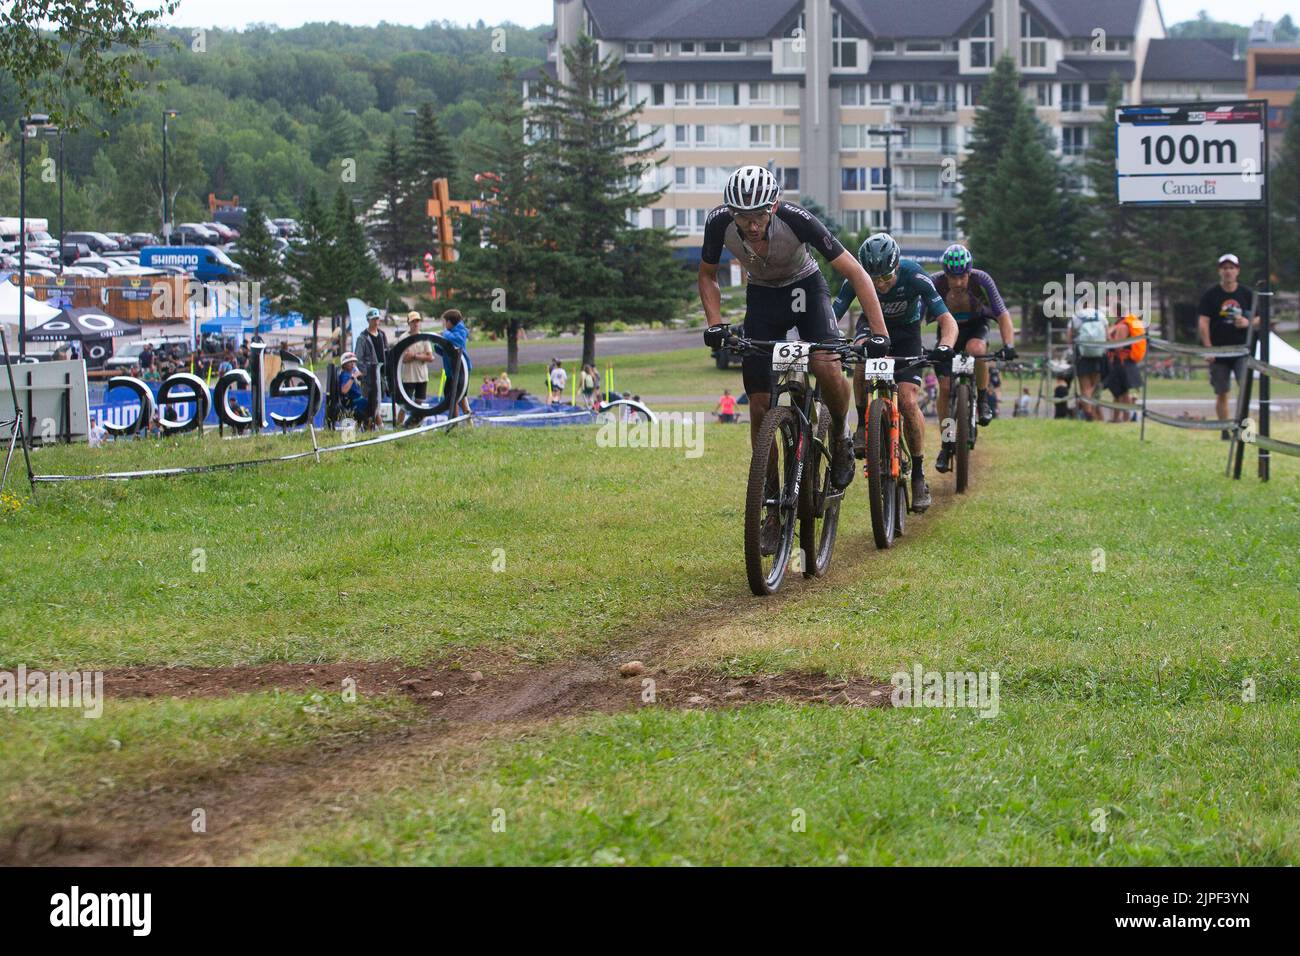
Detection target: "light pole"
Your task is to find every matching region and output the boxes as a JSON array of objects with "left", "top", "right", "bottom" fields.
[
  {"left": 41, "top": 125, "right": 64, "bottom": 274},
  {"left": 871, "top": 126, "right": 906, "bottom": 233},
  {"left": 17, "top": 114, "right": 52, "bottom": 357},
  {"left": 162, "top": 109, "right": 179, "bottom": 243}
]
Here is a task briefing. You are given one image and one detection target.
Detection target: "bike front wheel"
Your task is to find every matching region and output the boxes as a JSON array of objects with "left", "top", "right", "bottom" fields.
[
  {"left": 866, "top": 397, "right": 897, "bottom": 549},
  {"left": 745, "top": 405, "right": 799, "bottom": 595},
  {"left": 799, "top": 401, "right": 840, "bottom": 578}
]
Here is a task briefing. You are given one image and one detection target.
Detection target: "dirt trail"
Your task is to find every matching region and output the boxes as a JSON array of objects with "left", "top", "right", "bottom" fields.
[{"left": 4, "top": 468, "right": 978, "bottom": 866}]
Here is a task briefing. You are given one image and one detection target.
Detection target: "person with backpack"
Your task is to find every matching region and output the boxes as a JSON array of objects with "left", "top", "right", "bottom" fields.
[
  {"left": 1068, "top": 307, "right": 1110, "bottom": 421},
  {"left": 1105, "top": 312, "right": 1146, "bottom": 422}
]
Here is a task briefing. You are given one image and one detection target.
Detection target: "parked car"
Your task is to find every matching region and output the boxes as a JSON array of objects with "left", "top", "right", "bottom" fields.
[
  {"left": 271, "top": 218, "right": 300, "bottom": 238},
  {"left": 105, "top": 232, "right": 131, "bottom": 248},
  {"left": 204, "top": 221, "right": 238, "bottom": 242},
  {"left": 176, "top": 222, "right": 221, "bottom": 245},
  {"left": 63, "top": 231, "right": 121, "bottom": 253},
  {"left": 61, "top": 241, "right": 92, "bottom": 265},
  {"left": 125, "top": 232, "right": 159, "bottom": 250}
]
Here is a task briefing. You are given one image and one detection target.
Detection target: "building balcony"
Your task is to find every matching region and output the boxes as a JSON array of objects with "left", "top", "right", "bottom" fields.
[
  {"left": 894, "top": 101, "right": 958, "bottom": 121},
  {"left": 774, "top": 38, "right": 806, "bottom": 74},
  {"left": 892, "top": 145, "right": 958, "bottom": 164},
  {"left": 892, "top": 186, "right": 959, "bottom": 206}
]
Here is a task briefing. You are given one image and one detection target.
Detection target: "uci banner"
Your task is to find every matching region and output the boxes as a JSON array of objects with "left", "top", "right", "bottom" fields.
[{"left": 1115, "top": 100, "right": 1266, "bottom": 206}]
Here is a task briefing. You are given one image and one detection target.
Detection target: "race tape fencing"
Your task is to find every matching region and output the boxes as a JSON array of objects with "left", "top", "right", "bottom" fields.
[
  {"left": 30, "top": 414, "right": 473, "bottom": 483},
  {"left": 1064, "top": 333, "right": 1300, "bottom": 461}
]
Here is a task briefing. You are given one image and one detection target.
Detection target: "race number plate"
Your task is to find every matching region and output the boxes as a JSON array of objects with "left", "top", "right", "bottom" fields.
[
  {"left": 952, "top": 354, "right": 975, "bottom": 375},
  {"left": 772, "top": 341, "right": 810, "bottom": 372},
  {"left": 863, "top": 357, "right": 895, "bottom": 381}
]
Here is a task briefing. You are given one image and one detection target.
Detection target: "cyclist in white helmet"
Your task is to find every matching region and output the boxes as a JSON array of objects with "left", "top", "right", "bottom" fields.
[{"left": 701, "top": 166, "right": 886, "bottom": 520}]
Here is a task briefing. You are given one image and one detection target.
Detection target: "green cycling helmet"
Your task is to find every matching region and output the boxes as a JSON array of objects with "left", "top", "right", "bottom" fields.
[
  {"left": 941, "top": 243, "right": 972, "bottom": 276},
  {"left": 858, "top": 233, "right": 900, "bottom": 278}
]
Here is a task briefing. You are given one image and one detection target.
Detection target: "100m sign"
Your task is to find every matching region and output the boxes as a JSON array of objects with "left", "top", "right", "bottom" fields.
[{"left": 1138, "top": 133, "right": 1238, "bottom": 167}]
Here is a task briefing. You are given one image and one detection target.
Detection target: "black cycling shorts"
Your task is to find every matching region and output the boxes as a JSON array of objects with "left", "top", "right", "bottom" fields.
[
  {"left": 854, "top": 317, "right": 924, "bottom": 387},
  {"left": 954, "top": 318, "right": 991, "bottom": 354},
  {"left": 741, "top": 271, "right": 843, "bottom": 395}
]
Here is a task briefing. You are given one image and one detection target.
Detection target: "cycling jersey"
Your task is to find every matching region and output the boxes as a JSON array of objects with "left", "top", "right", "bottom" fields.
[
  {"left": 832, "top": 258, "right": 946, "bottom": 331},
  {"left": 700, "top": 202, "right": 845, "bottom": 287},
  {"left": 929, "top": 269, "right": 1006, "bottom": 324}
]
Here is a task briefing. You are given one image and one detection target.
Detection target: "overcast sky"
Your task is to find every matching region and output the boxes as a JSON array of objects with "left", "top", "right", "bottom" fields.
[{"left": 160, "top": 1, "right": 1296, "bottom": 31}]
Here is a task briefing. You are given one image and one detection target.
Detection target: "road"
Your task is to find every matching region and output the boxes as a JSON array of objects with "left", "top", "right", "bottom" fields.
[{"left": 465, "top": 328, "right": 701, "bottom": 366}]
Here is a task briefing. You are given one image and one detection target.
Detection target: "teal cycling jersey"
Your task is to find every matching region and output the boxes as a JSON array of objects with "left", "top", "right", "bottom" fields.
[{"left": 832, "top": 258, "right": 947, "bottom": 330}]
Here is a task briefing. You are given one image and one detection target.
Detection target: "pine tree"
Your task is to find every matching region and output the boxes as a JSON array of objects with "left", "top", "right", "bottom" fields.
[
  {"left": 408, "top": 103, "right": 456, "bottom": 186},
  {"left": 958, "top": 54, "right": 1023, "bottom": 238},
  {"left": 441, "top": 65, "right": 558, "bottom": 373},
  {"left": 237, "top": 198, "right": 292, "bottom": 319},
  {"left": 1272, "top": 88, "right": 1300, "bottom": 292},
  {"left": 532, "top": 32, "right": 671, "bottom": 367},
  {"left": 331, "top": 186, "right": 387, "bottom": 312},
  {"left": 287, "top": 188, "right": 335, "bottom": 363},
  {"left": 978, "top": 103, "right": 1077, "bottom": 340},
  {"left": 368, "top": 128, "right": 423, "bottom": 282},
  {"left": 313, "top": 96, "right": 362, "bottom": 167},
  {"left": 1080, "top": 78, "right": 1138, "bottom": 283}
]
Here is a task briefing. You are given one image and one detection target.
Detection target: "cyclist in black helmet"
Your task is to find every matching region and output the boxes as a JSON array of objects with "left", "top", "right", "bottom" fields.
[{"left": 701, "top": 165, "right": 886, "bottom": 512}]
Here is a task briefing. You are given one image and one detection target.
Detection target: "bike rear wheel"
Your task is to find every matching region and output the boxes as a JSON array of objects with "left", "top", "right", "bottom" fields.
[
  {"left": 866, "top": 397, "right": 897, "bottom": 549},
  {"left": 799, "top": 402, "right": 840, "bottom": 578},
  {"left": 954, "top": 381, "right": 972, "bottom": 494},
  {"left": 745, "top": 405, "right": 799, "bottom": 595}
]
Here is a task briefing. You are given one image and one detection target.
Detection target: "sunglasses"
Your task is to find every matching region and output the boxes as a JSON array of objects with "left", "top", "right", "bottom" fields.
[
  {"left": 733, "top": 211, "right": 770, "bottom": 228},
  {"left": 871, "top": 270, "right": 898, "bottom": 284}
]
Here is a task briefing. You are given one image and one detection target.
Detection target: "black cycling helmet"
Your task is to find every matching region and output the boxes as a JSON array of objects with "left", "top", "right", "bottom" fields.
[{"left": 858, "top": 233, "right": 900, "bottom": 278}]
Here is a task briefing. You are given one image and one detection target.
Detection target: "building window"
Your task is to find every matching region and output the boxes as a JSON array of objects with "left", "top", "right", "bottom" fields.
[
  {"left": 624, "top": 41, "right": 653, "bottom": 56},
  {"left": 871, "top": 83, "right": 891, "bottom": 104},
  {"left": 840, "top": 124, "right": 869, "bottom": 149},
  {"left": 907, "top": 40, "right": 942, "bottom": 53},
  {"left": 652, "top": 83, "right": 665, "bottom": 106},
  {"left": 675, "top": 166, "right": 687, "bottom": 186},
  {"left": 832, "top": 12, "right": 858, "bottom": 69},
  {"left": 1087, "top": 83, "right": 1110, "bottom": 105},
  {"left": 703, "top": 40, "right": 744, "bottom": 54},
  {"left": 652, "top": 208, "right": 666, "bottom": 229},
  {"left": 679, "top": 41, "right": 695, "bottom": 54},
  {"left": 674, "top": 83, "right": 689, "bottom": 105},
  {"left": 842, "top": 167, "right": 866, "bottom": 192},
  {"left": 675, "top": 209, "right": 690, "bottom": 234},
  {"left": 777, "top": 167, "right": 799, "bottom": 191},
  {"left": 751, "top": 82, "right": 771, "bottom": 105},
  {"left": 1061, "top": 83, "right": 1082, "bottom": 111},
  {"left": 675, "top": 125, "right": 690, "bottom": 146},
  {"left": 875, "top": 39, "right": 895, "bottom": 53},
  {"left": 778, "top": 125, "right": 800, "bottom": 149},
  {"left": 1021, "top": 13, "right": 1047, "bottom": 68},
  {"left": 1035, "top": 83, "right": 1052, "bottom": 106},
  {"left": 841, "top": 83, "right": 863, "bottom": 106},
  {"left": 970, "top": 13, "right": 994, "bottom": 68},
  {"left": 1061, "top": 126, "right": 1086, "bottom": 156}
]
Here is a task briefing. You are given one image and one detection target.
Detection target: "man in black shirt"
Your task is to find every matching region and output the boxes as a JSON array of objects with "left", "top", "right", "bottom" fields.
[{"left": 1197, "top": 253, "right": 1258, "bottom": 436}]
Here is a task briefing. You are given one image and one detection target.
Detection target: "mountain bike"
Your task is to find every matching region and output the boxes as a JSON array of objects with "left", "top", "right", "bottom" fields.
[
  {"left": 942, "top": 351, "right": 1006, "bottom": 493},
  {"left": 721, "top": 335, "right": 850, "bottom": 596},
  {"left": 858, "top": 352, "right": 931, "bottom": 549}
]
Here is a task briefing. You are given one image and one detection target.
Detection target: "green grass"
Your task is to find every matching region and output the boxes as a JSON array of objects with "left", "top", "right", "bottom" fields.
[
  {"left": 0, "top": 691, "right": 414, "bottom": 827},
  {"left": 0, "top": 419, "right": 757, "bottom": 667},
  {"left": 250, "top": 700, "right": 1300, "bottom": 866}
]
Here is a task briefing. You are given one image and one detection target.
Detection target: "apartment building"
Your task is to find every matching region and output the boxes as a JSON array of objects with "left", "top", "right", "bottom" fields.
[{"left": 525, "top": 0, "right": 1246, "bottom": 261}]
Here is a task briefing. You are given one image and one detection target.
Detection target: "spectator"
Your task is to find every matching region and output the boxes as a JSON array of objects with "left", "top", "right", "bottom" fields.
[
  {"left": 237, "top": 342, "right": 251, "bottom": 368},
  {"left": 337, "top": 351, "right": 370, "bottom": 424},
  {"left": 1014, "top": 388, "right": 1032, "bottom": 418},
  {"left": 139, "top": 342, "right": 155, "bottom": 372},
  {"left": 354, "top": 307, "right": 388, "bottom": 428},
  {"left": 1197, "top": 253, "right": 1258, "bottom": 439},
  {"left": 1068, "top": 307, "right": 1109, "bottom": 421},
  {"left": 579, "top": 363, "right": 599, "bottom": 408},
  {"left": 548, "top": 359, "right": 568, "bottom": 406},
  {"left": 217, "top": 351, "right": 234, "bottom": 376},
  {"left": 715, "top": 388, "right": 738, "bottom": 423},
  {"left": 87, "top": 413, "right": 107, "bottom": 447},
  {"left": 396, "top": 311, "right": 435, "bottom": 427},
  {"left": 1053, "top": 377, "right": 1071, "bottom": 419},
  {"left": 1105, "top": 312, "right": 1145, "bottom": 422},
  {"left": 495, "top": 370, "right": 512, "bottom": 396},
  {"left": 436, "top": 309, "right": 473, "bottom": 418},
  {"left": 481, "top": 376, "right": 496, "bottom": 400}
]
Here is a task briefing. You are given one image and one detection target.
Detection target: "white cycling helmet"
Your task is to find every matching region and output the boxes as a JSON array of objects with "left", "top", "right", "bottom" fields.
[{"left": 723, "top": 165, "right": 781, "bottom": 212}]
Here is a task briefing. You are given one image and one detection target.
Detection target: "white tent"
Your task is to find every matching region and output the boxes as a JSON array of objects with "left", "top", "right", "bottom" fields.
[
  {"left": 1258, "top": 332, "right": 1300, "bottom": 374},
  {"left": 0, "top": 279, "right": 61, "bottom": 328}
]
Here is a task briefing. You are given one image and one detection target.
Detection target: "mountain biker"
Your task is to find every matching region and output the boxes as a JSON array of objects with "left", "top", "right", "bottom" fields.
[
  {"left": 701, "top": 167, "right": 886, "bottom": 554},
  {"left": 831, "top": 233, "right": 957, "bottom": 512},
  {"left": 929, "top": 244, "right": 1017, "bottom": 473}
]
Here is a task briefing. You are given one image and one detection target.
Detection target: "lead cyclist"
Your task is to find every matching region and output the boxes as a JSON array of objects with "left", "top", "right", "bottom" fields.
[{"left": 699, "top": 166, "right": 887, "bottom": 550}]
